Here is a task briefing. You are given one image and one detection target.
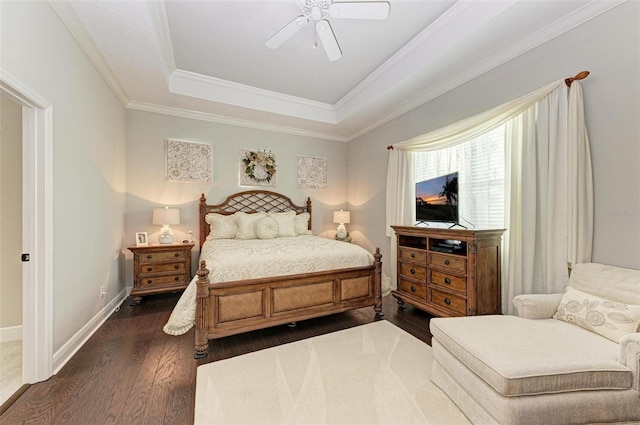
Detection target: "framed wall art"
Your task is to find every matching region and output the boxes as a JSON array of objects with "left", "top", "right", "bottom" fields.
[
  {"left": 297, "top": 155, "right": 327, "bottom": 189},
  {"left": 166, "top": 139, "right": 212, "bottom": 183}
]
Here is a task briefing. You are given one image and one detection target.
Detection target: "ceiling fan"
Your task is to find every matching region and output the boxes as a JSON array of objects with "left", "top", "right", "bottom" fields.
[{"left": 265, "top": 0, "right": 391, "bottom": 62}]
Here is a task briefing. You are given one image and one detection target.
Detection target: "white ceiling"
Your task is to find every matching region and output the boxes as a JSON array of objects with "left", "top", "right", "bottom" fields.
[{"left": 50, "top": 0, "right": 622, "bottom": 142}]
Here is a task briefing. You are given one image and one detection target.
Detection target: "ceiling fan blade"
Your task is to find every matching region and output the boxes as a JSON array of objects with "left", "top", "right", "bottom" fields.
[
  {"left": 266, "top": 16, "right": 309, "bottom": 49},
  {"left": 329, "top": 2, "right": 390, "bottom": 20},
  {"left": 316, "top": 20, "right": 342, "bottom": 62}
]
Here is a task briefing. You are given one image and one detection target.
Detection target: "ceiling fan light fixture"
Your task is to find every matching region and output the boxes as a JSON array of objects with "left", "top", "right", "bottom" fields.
[
  {"left": 309, "top": 5, "right": 323, "bottom": 21},
  {"left": 266, "top": 0, "right": 390, "bottom": 60}
]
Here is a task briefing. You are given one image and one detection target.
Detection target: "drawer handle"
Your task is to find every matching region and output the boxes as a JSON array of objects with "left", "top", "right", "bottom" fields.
[
  {"left": 146, "top": 255, "right": 153, "bottom": 259},
  {"left": 174, "top": 277, "right": 179, "bottom": 281},
  {"left": 410, "top": 285, "right": 417, "bottom": 292},
  {"left": 444, "top": 259, "right": 450, "bottom": 265},
  {"left": 410, "top": 253, "right": 415, "bottom": 258},
  {"left": 174, "top": 253, "right": 180, "bottom": 257},
  {"left": 147, "top": 279, "right": 152, "bottom": 284},
  {"left": 410, "top": 268, "right": 416, "bottom": 275},
  {"left": 444, "top": 277, "right": 451, "bottom": 284},
  {"left": 444, "top": 298, "right": 451, "bottom": 305},
  {"left": 174, "top": 265, "right": 179, "bottom": 269},
  {"left": 147, "top": 267, "right": 152, "bottom": 272}
]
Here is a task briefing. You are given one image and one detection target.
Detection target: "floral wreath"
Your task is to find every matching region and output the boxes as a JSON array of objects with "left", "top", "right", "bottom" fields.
[{"left": 242, "top": 149, "right": 277, "bottom": 182}]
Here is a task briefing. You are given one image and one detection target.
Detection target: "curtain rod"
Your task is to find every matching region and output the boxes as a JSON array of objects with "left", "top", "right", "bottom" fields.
[
  {"left": 565, "top": 70, "right": 590, "bottom": 87},
  {"left": 386, "top": 70, "right": 591, "bottom": 151}
]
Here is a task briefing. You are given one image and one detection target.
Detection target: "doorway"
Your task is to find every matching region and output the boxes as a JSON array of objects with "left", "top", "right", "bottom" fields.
[
  {"left": 0, "top": 91, "right": 23, "bottom": 405},
  {"left": 0, "top": 72, "right": 53, "bottom": 394}
]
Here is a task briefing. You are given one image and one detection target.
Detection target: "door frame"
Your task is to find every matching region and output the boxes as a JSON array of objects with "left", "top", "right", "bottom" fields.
[{"left": 1, "top": 69, "right": 53, "bottom": 383}]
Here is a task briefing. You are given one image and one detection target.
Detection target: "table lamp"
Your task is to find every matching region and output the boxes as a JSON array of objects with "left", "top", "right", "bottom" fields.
[
  {"left": 333, "top": 209, "right": 351, "bottom": 241},
  {"left": 153, "top": 207, "right": 180, "bottom": 244}
]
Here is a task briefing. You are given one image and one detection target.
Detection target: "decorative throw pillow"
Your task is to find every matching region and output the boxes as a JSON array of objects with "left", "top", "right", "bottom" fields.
[
  {"left": 255, "top": 216, "right": 279, "bottom": 239},
  {"left": 205, "top": 213, "right": 237, "bottom": 240},
  {"left": 267, "top": 211, "right": 297, "bottom": 237},
  {"left": 294, "top": 212, "right": 313, "bottom": 235},
  {"left": 235, "top": 212, "right": 267, "bottom": 240},
  {"left": 553, "top": 286, "right": 640, "bottom": 343}
]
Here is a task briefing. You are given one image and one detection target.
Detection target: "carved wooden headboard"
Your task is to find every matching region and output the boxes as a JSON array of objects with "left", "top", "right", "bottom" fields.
[{"left": 199, "top": 190, "right": 312, "bottom": 249}]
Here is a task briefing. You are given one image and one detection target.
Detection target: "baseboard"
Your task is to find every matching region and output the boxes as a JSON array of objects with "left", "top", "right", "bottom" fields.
[
  {"left": 52, "top": 288, "right": 128, "bottom": 374},
  {"left": 0, "top": 325, "right": 22, "bottom": 343}
]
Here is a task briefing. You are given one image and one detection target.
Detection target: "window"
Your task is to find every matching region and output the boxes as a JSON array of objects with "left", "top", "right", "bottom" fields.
[{"left": 415, "top": 125, "right": 505, "bottom": 229}]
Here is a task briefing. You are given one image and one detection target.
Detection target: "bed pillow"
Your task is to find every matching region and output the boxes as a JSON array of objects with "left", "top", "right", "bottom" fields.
[
  {"left": 553, "top": 286, "right": 640, "bottom": 343},
  {"left": 294, "top": 212, "right": 313, "bottom": 235},
  {"left": 235, "top": 212, "right": 267, "bottom": 240},
  {"left": 267, "top": 211, "right": 297, "bottom": 237},
  {"left": 205, "top": 213, "right": 238, "bottom": 240},
  {"left": 255, "top": 216, "right": 279, "bottom": 239}
]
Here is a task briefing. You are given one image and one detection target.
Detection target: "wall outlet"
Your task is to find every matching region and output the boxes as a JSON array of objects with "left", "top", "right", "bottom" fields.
[{"left": 100, "top": 286, "right": 106, "bottom": 298}]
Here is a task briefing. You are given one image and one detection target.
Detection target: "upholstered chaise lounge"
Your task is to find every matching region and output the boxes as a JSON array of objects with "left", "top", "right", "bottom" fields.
[{"left": 430, "top": 263, "right": 640, "bottom": 425}]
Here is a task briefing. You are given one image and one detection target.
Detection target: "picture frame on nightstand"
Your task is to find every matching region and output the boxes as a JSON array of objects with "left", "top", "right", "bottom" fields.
[{"left": 135, "top": 232, "right": 148, "bottom": 246}]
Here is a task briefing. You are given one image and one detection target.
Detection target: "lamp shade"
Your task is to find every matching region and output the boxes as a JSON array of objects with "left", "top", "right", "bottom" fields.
[
  {"left": 333, "top": 210, "right": 350, "bottom": 224},
  {"left": 152, "top": 207, "right": 180, "bottom": 225}
]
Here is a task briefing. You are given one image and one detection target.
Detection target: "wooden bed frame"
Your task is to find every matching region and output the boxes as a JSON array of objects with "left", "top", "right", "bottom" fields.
[{"left": 194, "top": 190, "right": 383, "bottom": 358}]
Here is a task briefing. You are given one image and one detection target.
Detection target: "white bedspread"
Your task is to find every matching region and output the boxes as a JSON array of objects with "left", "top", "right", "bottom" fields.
[{"left": 163, "top": 236, "right": 377, "bottom": 335}]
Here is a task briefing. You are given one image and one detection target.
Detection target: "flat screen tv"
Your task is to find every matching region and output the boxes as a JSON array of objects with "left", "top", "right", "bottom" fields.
[{"left": 415, "top": 172, "right": 459, "bottom": 225}]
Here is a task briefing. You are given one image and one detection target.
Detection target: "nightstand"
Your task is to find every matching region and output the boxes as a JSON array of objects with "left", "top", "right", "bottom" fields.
[{"left": 128, "top": 243, "right": 194, "bottom": 304}]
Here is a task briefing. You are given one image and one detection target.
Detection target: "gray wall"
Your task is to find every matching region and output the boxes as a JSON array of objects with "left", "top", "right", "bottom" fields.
[
  {"left": 348, "top": 1, "right": 640, "bottom": 273},
  {"left": 1, "top": 1, "right": 127, "bottom": 352},
  {"left": 124, "top": 110, "right": 348, "bottom": 283}
]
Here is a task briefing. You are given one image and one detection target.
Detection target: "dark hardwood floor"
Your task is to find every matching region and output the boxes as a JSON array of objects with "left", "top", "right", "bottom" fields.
[{"left": 0, "top": 293, "right": 434, "bottom": 425}]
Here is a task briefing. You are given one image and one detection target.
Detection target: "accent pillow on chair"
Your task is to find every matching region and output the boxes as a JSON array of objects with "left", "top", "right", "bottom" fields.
[{"left": 553, "top": 286, "right": 640, "bottom": 343}]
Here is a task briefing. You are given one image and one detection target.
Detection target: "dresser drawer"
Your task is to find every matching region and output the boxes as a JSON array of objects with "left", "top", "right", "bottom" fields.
[
  {"left": 399, "top": 262, "right": 427, "bottom": 281},
  {"left": 430, "top": 270, "right": 467, "bottom": 293},
  {"left": 139, "top": 250, "right": 186, "bottom": 264},
  {"left": 429, "top": 253, "right": 466, "bottom": 273},
  {"left": 430, "top": 289, "right": 467, "bottom": 315},
  {"left": 399, "top": 279, "right": 427, "bottom": 300},
  {"left": 139, "top": 262, "right": 185, "bottom": 275},
  {"left": 399, "top": 247, "right": 427, "bottom": 263},
  {"left": 139, "top": 274, "right": 187, "bottom": 288}
]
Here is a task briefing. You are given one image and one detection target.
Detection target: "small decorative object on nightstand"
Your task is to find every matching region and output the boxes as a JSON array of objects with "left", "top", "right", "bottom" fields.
[
  {"left": 153, "top": 206, "right": 180, "bottom": 244},
  {"left": 333, "top": 209, "right": 351, "bottom": 241},
  {"left": 128, "top": 242, "right": 194, "bottom": 305}
]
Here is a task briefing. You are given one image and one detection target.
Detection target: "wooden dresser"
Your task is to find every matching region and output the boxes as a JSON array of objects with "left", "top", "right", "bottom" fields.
[
  {"left": 128, "top": 243, "right": 194, "bottom": 304},
  {"left": 391, "top": 226, "right": 504, "bottom": 317}
]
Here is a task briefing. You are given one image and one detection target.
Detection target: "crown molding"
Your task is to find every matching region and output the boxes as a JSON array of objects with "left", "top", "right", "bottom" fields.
[
  {"left": 49, "top": 0, "right": 625, "bottom": 143},
  {"left": 344, "top": 0, "right": 626, "bottom": 142},
  {"left": 48, "top": 0, "right": 129, "bottom": 107},
  {"left": 168, "top": 69, "right": 338, "bottom": 124},
  {"left": 334, "top": 0, "right": 516, "bottom": 123},
  {"left": 127, "top": 101, "right": 348, "bottom": 142},
  {"left": 145, "top": 1, "right": 176, "bottom": 85}
]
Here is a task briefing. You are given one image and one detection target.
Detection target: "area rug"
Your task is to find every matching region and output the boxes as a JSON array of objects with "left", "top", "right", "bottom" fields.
[{"left": 195, "top": 320, "right": 470, "bottom": 424}]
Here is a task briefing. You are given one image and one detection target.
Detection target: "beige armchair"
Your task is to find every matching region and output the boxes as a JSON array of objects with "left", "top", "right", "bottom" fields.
[{"left": 430, "top": 263, "right": 640, "bottom": 425}]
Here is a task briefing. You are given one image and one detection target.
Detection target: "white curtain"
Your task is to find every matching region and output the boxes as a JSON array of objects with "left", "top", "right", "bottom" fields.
[{"left": 385, "top": 78, "right": 593, "bottom": 313}]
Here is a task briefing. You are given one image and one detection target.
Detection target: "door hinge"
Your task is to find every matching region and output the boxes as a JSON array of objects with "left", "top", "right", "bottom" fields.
[{"left": 21, "top": 253, "right": 30, "bottom": 262}]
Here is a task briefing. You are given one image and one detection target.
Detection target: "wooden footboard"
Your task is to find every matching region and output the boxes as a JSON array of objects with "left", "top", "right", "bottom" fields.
[{"left": 194, "top": 249, "right": 383, "bottom": 358}]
